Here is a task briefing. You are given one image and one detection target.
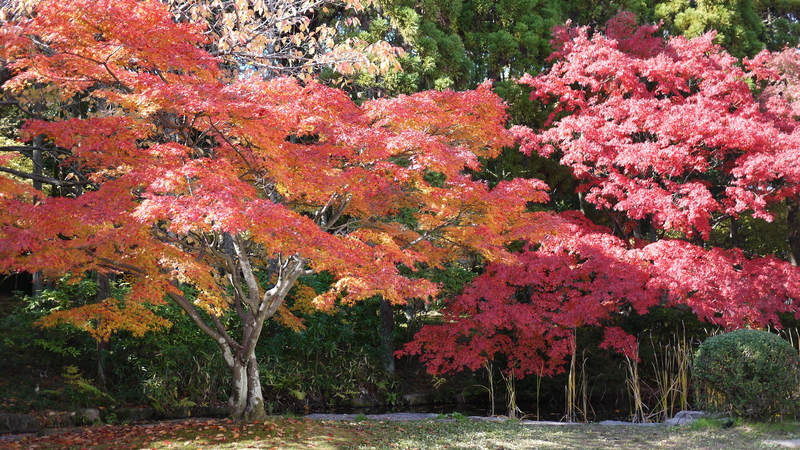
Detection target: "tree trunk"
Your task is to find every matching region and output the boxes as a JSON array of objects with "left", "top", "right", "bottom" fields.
[
  {"left": 224, "top": 345, "right": 268, "bottom": 422},
  {"left": 729, "top": 216, "right": 740, "bottom": 249},
  {"left": 96, "top": 273, "right": 114, "bottom": 390},
  {"left": 31, "top": 135, "right": 44, "bottom": 296},
  {"left": 788, "top": 200, "right": 800, "bottom": 267},
  {"left": 31, "top": 271, "right": 43, "bottom": 297},
  {"left": 166, "top": 235, "right": 308, "bottom": 422},
  {"left": 380, "top": 298, "right": 395, "bottom": 375}
]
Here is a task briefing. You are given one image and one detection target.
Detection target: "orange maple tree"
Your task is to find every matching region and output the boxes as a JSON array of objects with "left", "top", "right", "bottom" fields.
[{"left": 0, "top": 0, "right": 549, "bottom": 420}]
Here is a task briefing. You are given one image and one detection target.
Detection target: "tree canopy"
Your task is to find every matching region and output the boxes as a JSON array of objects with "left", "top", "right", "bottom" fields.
[
  {"left": 0, "top": 0, "right": 551, "bottom": 420},
  {"left": 404, "top": 12, "right": 800, "bottom": 379}
]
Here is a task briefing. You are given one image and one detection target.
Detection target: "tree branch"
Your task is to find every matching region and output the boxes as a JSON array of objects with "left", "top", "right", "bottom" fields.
[
  {"left": 232, "top": 233, "right": 261, "bottom": 311},
  {"left": 0, "top": 166, "right": 94, "bottom": 187},
  {"left": 0, "top": 145, "right": 42, "bottom": 155}
]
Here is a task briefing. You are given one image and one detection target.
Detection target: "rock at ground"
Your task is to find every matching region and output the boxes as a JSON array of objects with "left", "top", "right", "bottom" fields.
[
  {"left": 350, "top": 394, "right": 378, "bottom": 408},
  {"left": 665, "top": 410, "right": 706, "bottom": 426},
  {"left": 469, "top": 416, "right": 512, "bottom": 422},
  {"left": 106, "top": 407, "right": 155, "bottom": 423},
  {"left": 0, "top": 413, "right": 41, "bottom": 433},
  {"left": 764, "top": 440, "right": 800, "bottom": 448},
  {"left": 79, "top": 408, "right": 101, "bottom": 423},
  {"left": 306, "top": 413, "right": 440, "bottom": 421},
  {"left": 192, "top": 404, "right": 228, "bottom": 418},
  {"left": 41, "top": 411, "right": 77, "bottom": 428},
  {"left": 519, "top": 420, "right": 581, "bottom": 425}
]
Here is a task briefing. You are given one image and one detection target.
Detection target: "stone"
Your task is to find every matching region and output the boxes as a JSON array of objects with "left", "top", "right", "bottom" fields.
[
  {"left": 0, "top": 413, "right": 41, "bottom": 434},
  {"left": 598, "top": 420, "right": 661, "bottom": 426},
  {"left": 664, "top": 410, "right": 706, "bottom": 426},
  {"left": 350, "top": 394, "right": 376, "bottom": 408},
  {"left": 108, "top": 407, "right": 155, "bottom": 423},
  {"left": 78, "top": 408, "right": 101, "bottom": 423},
  {"left": 41, "top": 411, "right": 76, "bottom": 428},
  {"left": 764, "top": 439, "right": 800, "bottom": 448}
]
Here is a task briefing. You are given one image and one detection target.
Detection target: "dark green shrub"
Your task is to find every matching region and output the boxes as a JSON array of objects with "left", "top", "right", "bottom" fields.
[
  {"left": 108, "top": 300, "right": 229, "bottom": 410},
  {"left": 38, "top": 366, "right": 115, "bottom": 408},
  {"left": 693, "top": 329, "right": 800, "bottom": 420},
  {"left": 259, "top": 294, "right": 390, "bottom": 411}
]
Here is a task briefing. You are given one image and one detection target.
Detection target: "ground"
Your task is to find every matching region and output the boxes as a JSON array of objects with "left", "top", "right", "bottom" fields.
[{"left": 4, "top": 415, "right": 800, "bottom": 449}]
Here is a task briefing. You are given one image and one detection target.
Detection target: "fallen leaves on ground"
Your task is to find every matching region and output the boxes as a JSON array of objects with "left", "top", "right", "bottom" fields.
[{"left": 5, "top": 417, "right": 800, "bottom": 450}]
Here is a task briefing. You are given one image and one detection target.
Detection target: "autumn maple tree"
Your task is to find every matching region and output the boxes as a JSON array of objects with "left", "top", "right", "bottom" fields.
[
  {"left": 402, "top": 211, "right": 655, "bottom": 379},
  {"left": 0, "top": 0, "right": 549, "bottom": 421},
  {"left": 405, "top": 13, "right": 800, "bottom": 385},
  {"left": 514, "top": 13, "right": 800, "bottom": 244}
]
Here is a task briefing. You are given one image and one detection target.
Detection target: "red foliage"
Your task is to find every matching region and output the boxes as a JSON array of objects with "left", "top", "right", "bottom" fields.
[
  {"left": 406, "top": 14, "right": 800, "bottom": 378},
  {"left": 513, "top": 15, "right": 800, "bottom": 238},
  {"left": 402, "top": 212, "right": 655, "bottom": 377},
  {"left": 404, "top": 210, "right": 800, "bottom": 378},
  {"left": 640, "top": 240, "right": 800, "bottom": 329}
]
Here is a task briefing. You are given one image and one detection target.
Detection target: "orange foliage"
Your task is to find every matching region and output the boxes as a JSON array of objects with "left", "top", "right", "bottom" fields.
[{"left": 0, "top": 0, "right": 550, "bottom": 344}]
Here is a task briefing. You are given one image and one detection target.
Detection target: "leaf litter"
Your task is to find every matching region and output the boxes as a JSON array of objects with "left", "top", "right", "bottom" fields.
[{"left": 5, "top": 416, "right": 800, "bottom": 449}]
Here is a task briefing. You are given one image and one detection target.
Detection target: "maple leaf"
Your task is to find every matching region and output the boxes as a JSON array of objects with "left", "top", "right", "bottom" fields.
[{"left": 401, "top": 211, "right": 656, "bottom": 378}]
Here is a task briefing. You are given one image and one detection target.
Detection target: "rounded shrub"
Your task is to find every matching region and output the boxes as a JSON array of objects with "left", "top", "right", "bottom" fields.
[{"left": 693, "top": 329, "right": 800, "bottom": 420}]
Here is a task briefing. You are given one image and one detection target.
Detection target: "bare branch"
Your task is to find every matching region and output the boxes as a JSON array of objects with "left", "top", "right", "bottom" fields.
[
  {"left": 0, "top": 165, "right": 95, "bottom": 187},
  {"left": 0, "top": 145, "right": 44, "bottom": 155},
  {"left": 231, "top": 233, "right": 261, "bottom": 311}
]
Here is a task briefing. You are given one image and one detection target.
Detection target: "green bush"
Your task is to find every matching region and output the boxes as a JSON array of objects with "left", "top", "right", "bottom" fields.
[
  {"left": 693, "top": 329, "right": 800, "bottom": 420},
  {"left": 259, "top": 293, "right": 390, "bottom": 411},
  {"left": 108, "top": 300, "right": 229, "bottom": 410},
  {"left": 45, "top": 366, "right": 116, "bottom": 408}
]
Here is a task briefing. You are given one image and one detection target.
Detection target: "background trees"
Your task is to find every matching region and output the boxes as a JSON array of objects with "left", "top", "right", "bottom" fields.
[
  {"left": 405, "top": 12, "right": 800, "bottom": 414},
  {"left": 1, "top": 0, "right": 799, "bottom": 422}
]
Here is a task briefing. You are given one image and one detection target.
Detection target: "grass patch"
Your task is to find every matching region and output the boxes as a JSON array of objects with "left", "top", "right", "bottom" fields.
[
  {"left": 688, "top": 417, "right": 737, "bottom": 430},
  {"left": 8, "top": 417, "right": 800, "bottom": 449}
]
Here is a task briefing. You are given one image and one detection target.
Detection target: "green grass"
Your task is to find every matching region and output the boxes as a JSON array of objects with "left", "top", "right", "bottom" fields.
[{"left": 9, "top": 417, "right": 800, "bottom": 449}]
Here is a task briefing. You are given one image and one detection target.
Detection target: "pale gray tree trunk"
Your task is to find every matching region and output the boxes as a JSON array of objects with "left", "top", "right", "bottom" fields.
[{"left": 167, "top": 232, "right": 309, "bottom": 421}]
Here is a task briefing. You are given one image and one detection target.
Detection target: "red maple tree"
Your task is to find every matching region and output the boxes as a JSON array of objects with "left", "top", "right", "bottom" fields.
[
  {"left": 0, "top": 0, "right": 549, "bottom": 420},
  {"left": 402, "top": 212, "right": 655, "bottom": 378},
  {"left": 405, "top": 13, "right": 800, "bottom": 381},
  {"left": 513, "top": 12, "right": 800, "bottom": 242}
]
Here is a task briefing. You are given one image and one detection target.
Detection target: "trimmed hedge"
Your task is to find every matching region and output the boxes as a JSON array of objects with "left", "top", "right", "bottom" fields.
[{"left": 693, "top": 329, "right": 800, "bottom": 420}]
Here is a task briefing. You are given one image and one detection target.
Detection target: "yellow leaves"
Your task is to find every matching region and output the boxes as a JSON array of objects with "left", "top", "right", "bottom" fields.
[
  {"left": 279, "top": 21, "right": 293, "bottom": 34},
  {"left": 323, "top": 38, "right": 404, "bottom": 77},
  {"left": 292, "top": 34, "right": 303, "bottom": 46},
  {"left": 196, "top": 289, "right": 230, "bottom": 316},
  {"left": 36, "top": 297, "right": 172, "bottom": 342},
  {"left": 160, "top": 0, "right": 372, "bottom": 77},
  {"left": 274, "top": 305, "right": 306, "bottom": 332},
  {"left": 311, "top": 291, "right": 337, "bottom": 311},
  {"left": 289, "top": 284, "right": 321, "bottom": 315},
  {"left": 252, "top": 0, "right": 265, "bottom": 14},
  {"left": 343, "top": 17, "right": 361, "bottom": 28},
  {"left": 336, "top": 61, "right": 353, "bottom": 74},
  {"left": 343, "top": 0, "right": 366, "bottom": 12}
]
